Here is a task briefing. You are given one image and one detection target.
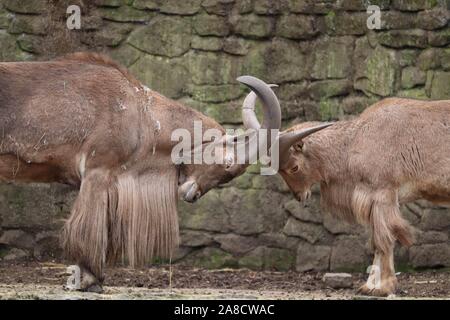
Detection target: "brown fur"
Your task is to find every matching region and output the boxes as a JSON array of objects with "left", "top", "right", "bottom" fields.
[
  {"left": 62, "top": 165, "right": 179, "bottom": 280},
  {"left": 62, "top": 169, "right": 110, "bottom": 279},
  {"left": 59, "top": 52, "right": 142, "bottom": 88},
  {"left": 0, "top": 52, "right": 249, "bottom": 288},
  {"left": 279, "top": 98, "right": 450, "bottom": 296}
]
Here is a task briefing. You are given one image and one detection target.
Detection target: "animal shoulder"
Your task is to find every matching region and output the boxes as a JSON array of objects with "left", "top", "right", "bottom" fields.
[{"left": 360, "top": 98, "right": 450, "bottom": 119}]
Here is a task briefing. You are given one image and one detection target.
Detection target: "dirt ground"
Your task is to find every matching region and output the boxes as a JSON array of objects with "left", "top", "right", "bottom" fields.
[{"left": 0, "top": 261, "right": 448, "bottom": 300}]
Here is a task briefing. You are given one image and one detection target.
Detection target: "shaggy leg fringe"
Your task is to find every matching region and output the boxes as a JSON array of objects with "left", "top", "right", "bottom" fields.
[
  {"left": 62, "top": 168, "right": 179, "bottom": 280},
  {"left": 62, "top": 169, "right": 109, "bottom": 279},
  {"left": 110, "top": 171, "right": 179, "bottom": 267},
  {"left": 351, "top": 186, "right": 414, "bottom": 253}
]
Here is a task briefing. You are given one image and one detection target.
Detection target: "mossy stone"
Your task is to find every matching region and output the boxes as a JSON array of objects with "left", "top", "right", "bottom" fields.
[
  {"left": 308, "top": 80, "right": 352, "bottom": 100},
  {"left": 441, "top": 49, "right": 450, "bottom": 71},
  {"left": 254, "top": 0, "right": 283, "bottom": 15},
  {"left": 187, "top": 51, "right": 241, "bottom": 85},
  {"left": 8, "top": 15, "right": 47, "bottom": 35},
  {"left": 99, "top": 6, "right": 151, "bottom": 23},
  {"left": 377, "top": 30, "right": 428, "bottom": 49},
  {"left": 398, "top": 49, "right": 419, "bottom": 67},
  {"left": 276, "top": 14, "right": 318, "bottom": 40},
  {"left": 193, "top": 14, "right": 230, "bottom": 36},
  {"left": 191, "top": 36, "right": 223, "bottom": 52},
  {"left": 417, "top": 48, "right": 441, "bottom": 71},
  {"left": 392, "top": 0, "right": 438, "bottom": 11},
  {"left": 426, "top": 71, "right": 450, "bottom": 99},
  {"left": 365, "top": 46, "right": 398, "bottom": 97},
  {"left": 129, "top": 54, "right": 189, "bottom": 99},
  {"left": 242, "top": 40, "right": 307, "bottom": 83},
  {"left": 17, "top": 34, "right": 42, "bottom": 53},
  {"left": 128, "top": 16, "right": 191, "bottom": 57},
  {"left": 0, "top": 8, "right": 12, "bottom": 28},
  {"left": 263, "top": 247, "right": 295, "bottom": 271},
  {"left": 0, "top": 30, "right": 33, "bottom": 61},
  {"left": 428, "top": 28, "right": 450, "bottom": 46},
  {"left": 202, "top": 0, "right": 235, "bottom": 16},
  {"left": 287, "top": 0, "right": 335, "bottom": 14},
  {"left": 157, "top": 0, "right": 203, "bottom": 15},
  {"left": 81, "top": 22, "right": 134, "bottom": 47},
  {"left": 178, "top": 189, "right": 230, "bottom": 233},
  {"left": 187, "top": 247, "right": 237, "bottom": 269},
  {"left": 188, "top": 84, "right": 243, "bottom": 103},
  {"left": 311, "top": 36, "right": 353, "bottom": 80},
  {"left": 325, "top": 12, "right": 367, "bottom": 36},
  {"left": 4, "top": 0, "right": 47, "bottom": 14},
  {"left": 0, "top": 183, "right": 74, "bottom": 229},
  {"left": 318, "top": 99, "right": 343, "bottom": 121},
  {"left": 95, "top": 0, "right": 126, "bottom": 7},
  {"left": 180, "top": 98, "right": 244, "bottom": 124},
  {"left": 239, "top": 247, "right": 295, "bottom": 271},
  {"left": 397, "top": 88, "right": 429, "bottom": 100},
  {"left": 232, "top": 14, "right": 274, "bottom": 39},
  {"left": 401, "top": 66, "right": 427, "bottom": 89},
  {"left": 110, "top": 44, "right": 142, "bottom": 67}
]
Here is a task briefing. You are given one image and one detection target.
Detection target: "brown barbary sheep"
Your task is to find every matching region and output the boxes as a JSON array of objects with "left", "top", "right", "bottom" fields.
[
  {"left": 0, "top": 54, "right": 281, "bottom": 292},
  {"left": 243, "top": 85, "right": 450, "bottom": 296}
]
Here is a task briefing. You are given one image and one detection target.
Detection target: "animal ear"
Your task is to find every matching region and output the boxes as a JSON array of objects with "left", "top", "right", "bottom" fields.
[{"left": 279, "top": 123, "right": 333, "bottom": 164}]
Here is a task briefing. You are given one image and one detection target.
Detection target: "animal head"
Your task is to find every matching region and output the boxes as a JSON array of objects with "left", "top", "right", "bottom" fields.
[
  {"left": 277, "top": 122, "right": 332, "bottom": 201},
  {"left": 240, "top": 83, "right": 333, "bottom": 202},
  {"left": 178, "top": 76, "right": 282, "bottom": 202}
]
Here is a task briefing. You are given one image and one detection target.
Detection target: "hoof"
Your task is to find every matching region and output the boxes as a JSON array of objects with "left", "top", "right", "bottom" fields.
[
  {"left": 357, "top": 279, "right": 396, "bottom": 297},
  {"left": 357, "top": 285, "right": 389, "bottom": 297},
  {"left": 357, "top": 284, "right": 372, "bottom": 295},
  {"left": 83, "top": 284, "right": 104, "bottom": 294}
]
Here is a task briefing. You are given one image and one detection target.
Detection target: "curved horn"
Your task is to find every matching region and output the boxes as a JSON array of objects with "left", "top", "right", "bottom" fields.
[
  {"left": 279, "top": 123, "right": 334, "bottom": 165},
  {"left": 237, "top": 76, "right": 281, "bottom": 131},
  {"left": 242, "top": 84, "right": 279, "bottom": 130}
]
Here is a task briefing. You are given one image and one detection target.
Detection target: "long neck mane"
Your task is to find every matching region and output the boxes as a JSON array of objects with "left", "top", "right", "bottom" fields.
[
  {"left": 304, "top": 120, "right": 355, "bottom": 184},
  {"left": 299, "top": 120, "right": 358, "bottom": 221}
]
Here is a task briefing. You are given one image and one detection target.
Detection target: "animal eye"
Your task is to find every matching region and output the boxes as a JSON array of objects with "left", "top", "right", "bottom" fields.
[
  {"left": 290, "top": 165, "right": 299, "bottom": 173},
  {"left": 293, "top": 143, "right": 303, "bottom": 152}
]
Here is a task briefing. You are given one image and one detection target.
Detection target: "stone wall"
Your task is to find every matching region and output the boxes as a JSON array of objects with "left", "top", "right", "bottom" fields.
[{"left": 0, "top": 0, "right": 449, "bottom": 271}]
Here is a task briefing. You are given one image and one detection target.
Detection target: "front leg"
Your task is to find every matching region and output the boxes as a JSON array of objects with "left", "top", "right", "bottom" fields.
[
  {"left": 79, "top": 265, "right": 104, "bottom": 293},
  {"left": 64, "top": 264, "right": 104, "bottom": 293},
  {"left": 356, "top": 191, "right": 413, "bottom": 297},
  {"left": 61, "top": 169, "right": 112, "bottom": 293}
]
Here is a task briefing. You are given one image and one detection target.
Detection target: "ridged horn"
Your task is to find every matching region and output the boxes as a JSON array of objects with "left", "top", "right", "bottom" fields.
[
  {"left": 279, "top": 123, "right": 334, "bottom": 165},
  {"left": 242, "top": 84, "right": 279, "bottom": 130},
  {"left": 237, "top": 76, "right": 281, "bottom": 131}
]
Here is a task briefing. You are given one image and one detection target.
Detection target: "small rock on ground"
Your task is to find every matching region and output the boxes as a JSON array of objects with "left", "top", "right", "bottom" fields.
[{"left": 322, "top": 272, "right": 353, "bottom": 289}]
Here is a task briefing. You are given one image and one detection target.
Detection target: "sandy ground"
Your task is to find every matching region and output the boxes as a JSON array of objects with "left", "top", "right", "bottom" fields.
[
  {"left": 0, "top": 284, "right": 357, "bottom": 300},
  {"left": 0, "top": 261, "right": 448, "bottom": 300}
]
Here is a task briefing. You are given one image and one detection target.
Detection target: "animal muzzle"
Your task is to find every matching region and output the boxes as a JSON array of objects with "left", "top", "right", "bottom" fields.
[{"left": 179, "top": 180, "right": 202, "bottom": 203}]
